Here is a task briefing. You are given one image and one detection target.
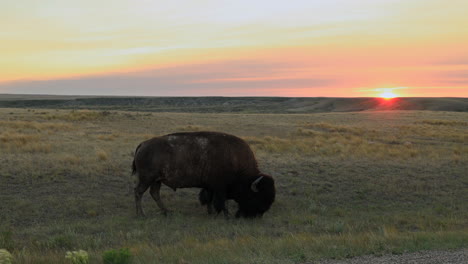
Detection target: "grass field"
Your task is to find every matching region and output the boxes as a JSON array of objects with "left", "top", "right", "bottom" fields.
[
  {"left": 0, "top": 107, "right": 467, "bottom": 263},
  {"left": 1, "top": 95, "right": 467, "bottom": 113}
]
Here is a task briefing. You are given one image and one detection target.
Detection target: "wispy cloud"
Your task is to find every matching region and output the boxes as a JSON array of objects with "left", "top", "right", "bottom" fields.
[
  {"left": 358, "top": 87, "right": 408, "bottom": 92},
  {"left": 0, "top": 59, "right": 336, "bottom": 96}
]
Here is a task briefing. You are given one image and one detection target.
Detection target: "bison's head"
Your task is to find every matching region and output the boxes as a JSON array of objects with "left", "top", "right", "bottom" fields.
[{"left": 235, "top": 173, "right": 276, "bottom": 218}]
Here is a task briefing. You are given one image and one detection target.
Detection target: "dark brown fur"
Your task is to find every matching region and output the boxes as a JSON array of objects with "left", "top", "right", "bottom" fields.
[{"left": 132, "top": 131, "right": 275, "bottom": 218}]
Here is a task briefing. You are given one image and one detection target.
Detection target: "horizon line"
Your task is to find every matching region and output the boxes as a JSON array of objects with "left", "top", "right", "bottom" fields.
[{"left": 1, "top": 93, "right": 467, "bottom": 99}]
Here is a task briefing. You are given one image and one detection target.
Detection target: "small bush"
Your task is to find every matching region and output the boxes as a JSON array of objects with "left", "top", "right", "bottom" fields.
[
  {"left": 96, "top": 149, "right": 109, "bottom": 161},
  {"left": 102, "top": 248, "right": 132, "bottom": 264},
  {"left": 0, "top": 249, "right": 13, "bottom": 264},
  {"left": 65, "top": 250, "right": 89, "bottom": 264}
]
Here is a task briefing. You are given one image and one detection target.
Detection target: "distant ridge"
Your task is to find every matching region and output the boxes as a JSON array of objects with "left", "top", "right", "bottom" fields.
[{"left": 0, "top": 95, "right": 467, "bottom": 113}]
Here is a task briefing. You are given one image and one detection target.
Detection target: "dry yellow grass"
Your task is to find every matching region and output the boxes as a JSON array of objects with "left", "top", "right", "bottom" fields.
[
  {"left": 0, "top": 132, "right": 39, "bottom": 145},
  {"left": 417, "top": 119, "right": 468, "bottom": 126},
  {"left": 245, "top": 123, "right": 438, "bottom": 160},
  {"left": 45, "top": 110, "right": 111, "bottom": 121},
  {"left": 0, "top": 132, "right": 52, "bottom": 153},
  {"left": 96, "top": 133, "right": 119, "bottom": 141},
  {"left": 176, "top": 125, "right": 210, "bottom": 132},
  {"left": 60, "top": 154, "right": 82, "bottom": 165},
  {"left": 304, "top": 122, "right": 365, "bottom": 135},
  {"left": 0, "top": 120, "right": 73, "bottom": 131},
  {"left": 21, "top": 143, "right": 52, "bottom": 153}
]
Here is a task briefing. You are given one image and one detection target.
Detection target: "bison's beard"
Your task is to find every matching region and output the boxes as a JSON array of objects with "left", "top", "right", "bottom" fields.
[{"left": 235, "top": 195, "right": 275, "bottom": 218}]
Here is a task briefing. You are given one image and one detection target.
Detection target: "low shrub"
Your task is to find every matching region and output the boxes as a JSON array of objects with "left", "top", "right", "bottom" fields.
[
  {"left": 102, "top": 248, "right": 132, "bottom": 264},
  {"left": 65, "top": 250, "right": 89, "bottom": 264},
  {"left": 0, "top": 249, "right": 13, "bottom": 264}
]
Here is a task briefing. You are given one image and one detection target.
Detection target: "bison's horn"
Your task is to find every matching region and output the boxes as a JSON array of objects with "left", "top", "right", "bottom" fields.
[{"left": 251, "top": 176, "right": 264, "bottom": 192}]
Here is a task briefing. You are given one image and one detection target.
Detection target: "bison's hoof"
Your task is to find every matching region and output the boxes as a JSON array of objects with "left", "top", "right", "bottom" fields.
[
  {"left": 161, "top": 210, "right": 172, "bottom": 216},
  {"left": 136, "top": 213, "right": 146, "bottom": 218}
]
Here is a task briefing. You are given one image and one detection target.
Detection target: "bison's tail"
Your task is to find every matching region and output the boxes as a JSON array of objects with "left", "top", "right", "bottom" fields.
[
  {"left": 132, "top": 159, "right": 137, "bottom": 175},
  {"left": 132, "top": 143, "right": 142, "bottom": 175}
]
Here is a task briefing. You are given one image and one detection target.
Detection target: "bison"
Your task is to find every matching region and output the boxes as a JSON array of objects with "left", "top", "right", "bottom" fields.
[{"left": 132, "top": 131, "right": 275, "bottom": 218}]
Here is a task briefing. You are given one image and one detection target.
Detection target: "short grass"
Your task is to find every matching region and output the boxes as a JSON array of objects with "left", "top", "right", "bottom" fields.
[
  {"left": 1, "top": 96, "right": 467, "bottom": 113},
  {"left": 0, "top": 108, "right": 467, "bottom": 263}
]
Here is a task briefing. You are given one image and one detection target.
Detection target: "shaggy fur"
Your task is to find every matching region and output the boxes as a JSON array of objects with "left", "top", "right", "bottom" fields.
[{"left": 132, "top": 131, "right": 275, "bottom": 218}]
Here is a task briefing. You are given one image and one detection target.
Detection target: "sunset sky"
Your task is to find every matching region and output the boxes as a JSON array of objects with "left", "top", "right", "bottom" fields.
[{"left": 1, "top": 0, "right": 467, "bottom": 97}]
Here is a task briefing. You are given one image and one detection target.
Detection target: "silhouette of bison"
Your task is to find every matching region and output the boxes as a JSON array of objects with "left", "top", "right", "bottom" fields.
[{"left": 132, "top": 131, "right": 275, "bottom": 218}]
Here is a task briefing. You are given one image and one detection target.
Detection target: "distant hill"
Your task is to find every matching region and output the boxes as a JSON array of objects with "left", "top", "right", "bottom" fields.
[{"left": 0, "top": 94, "right": 467, "bottom": 113}]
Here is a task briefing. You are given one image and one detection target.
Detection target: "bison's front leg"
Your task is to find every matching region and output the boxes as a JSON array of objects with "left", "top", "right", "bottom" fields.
[
  {"left": 213, "top": 190, "right": 229, "bottom": 218},
  {"left": 150, "top": 181, "right": 170, "bottom": 215},
  {"left": 199, "top": 188, "right": 214, "bottom": 214}
]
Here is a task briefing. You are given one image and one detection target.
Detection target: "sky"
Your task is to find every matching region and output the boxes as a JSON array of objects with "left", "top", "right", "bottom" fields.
[{"left": 1, "top": 0, "right": 467, "bottom": 97}]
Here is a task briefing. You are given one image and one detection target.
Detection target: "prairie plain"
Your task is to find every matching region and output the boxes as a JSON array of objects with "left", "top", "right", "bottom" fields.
[{"left": 0, "top": 103, "right": 467, "bottom": 263}]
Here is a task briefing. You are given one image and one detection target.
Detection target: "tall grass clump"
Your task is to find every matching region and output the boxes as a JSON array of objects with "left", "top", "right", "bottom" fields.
[{"left": 102, "top": 248, "right": 132, "bottom": 264}]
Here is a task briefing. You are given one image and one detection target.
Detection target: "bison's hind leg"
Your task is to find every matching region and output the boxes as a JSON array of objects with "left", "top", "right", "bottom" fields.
[
  {"left": 199, "top": 188, "right": 214, "bottom": 214},
  {"left": 150, "top": 181, "right": 170, "bottom": 216},
  {"left": 134, "top": 179, "right": 151, "bottom": 217}
]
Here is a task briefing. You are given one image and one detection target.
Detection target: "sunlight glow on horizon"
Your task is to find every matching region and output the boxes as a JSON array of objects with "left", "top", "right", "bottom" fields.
[
  {"left": 380, "top": 90, "right": 398, "bottom": 100},
  {"left": 371, "top": 87, "right": 405, "bottom": 99},
  {"left": 1, "top": 0, "right": 467, "bottom": 97}
]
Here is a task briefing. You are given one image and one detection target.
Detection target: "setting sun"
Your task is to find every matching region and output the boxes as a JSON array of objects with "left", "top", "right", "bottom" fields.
[{"left": 380, "top": 91, "right": 398, "bottom": 99}]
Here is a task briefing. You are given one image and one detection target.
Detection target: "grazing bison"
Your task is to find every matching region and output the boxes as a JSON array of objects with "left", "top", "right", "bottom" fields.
[{"left": 132, "top": 131, "right": 275, "bottom": 218}]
